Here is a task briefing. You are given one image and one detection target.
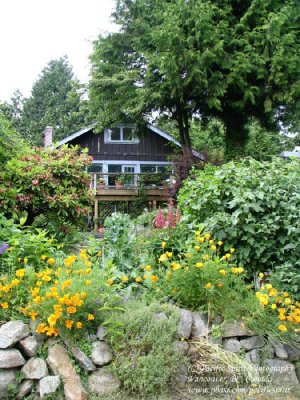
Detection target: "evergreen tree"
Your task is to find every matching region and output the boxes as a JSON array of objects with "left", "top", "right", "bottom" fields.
[
  {"left": 20, "top": 56, "right": 89, "bottom": 145},
  {"left": 90, "top": 0, "right": 300, "bottom": 159}
]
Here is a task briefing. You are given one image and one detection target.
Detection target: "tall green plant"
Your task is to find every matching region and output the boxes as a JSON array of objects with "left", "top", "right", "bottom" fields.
[{"left": 179, "top": 158, "right": 300, "bottom": 277}]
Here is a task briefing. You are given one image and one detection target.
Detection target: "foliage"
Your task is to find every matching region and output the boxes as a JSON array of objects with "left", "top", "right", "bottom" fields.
[
  {"left": 0, "top": 247, "right": 122, "bottom": 337},
  {"left": 0, "top": 214, "right": 62, "bottom": 275},
  {"left": 269, "top": 262, "right": 300, "bottom": 299},
  {"left": 0, "top": 145, "right": 93, "bottom": 227},
  {"left": 179, "top": 158, "right": 300, "bottom": 278},
  {"left": 19, "top": 56, "right": 89, "bottom": 146},
  {"left": 106, "top": 300, "right": 181, "bottom": 396},
  {"left": 0, "top": 111, "right": 28, "bottom": 167},
  {"left": 90, "top": 0, "right": 300, "bottom": 158}
]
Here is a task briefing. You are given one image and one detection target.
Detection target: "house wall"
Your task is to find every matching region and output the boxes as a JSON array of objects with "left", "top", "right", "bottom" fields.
[{"left": 68, "top": 128, "right": 176, "bottom": 161}]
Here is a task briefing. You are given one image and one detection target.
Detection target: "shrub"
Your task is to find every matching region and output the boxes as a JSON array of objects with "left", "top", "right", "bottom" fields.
[
  {"left": 178, "top": 158, "right": 300, "bottom": 278},
  {"left": 106, "top": 300, "right": 181, "bottom": 396},
  {"left": 0, "top": 145, "right": 93, "bottom": 228}
]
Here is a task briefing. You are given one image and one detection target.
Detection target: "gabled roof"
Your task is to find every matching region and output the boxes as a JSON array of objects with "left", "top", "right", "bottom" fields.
[{"left": 56, "top": 123, "right": 204, "bottom": 159}]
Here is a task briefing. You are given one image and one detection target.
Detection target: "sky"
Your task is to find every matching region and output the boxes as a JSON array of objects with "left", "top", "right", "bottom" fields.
[{"left": 0, "top": 0, "right": 117, "bottom": 102}]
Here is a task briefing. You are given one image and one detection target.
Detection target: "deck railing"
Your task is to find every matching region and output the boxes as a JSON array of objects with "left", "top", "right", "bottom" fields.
[{"left": 89, "top": 172, "right": 171, "bottom": 191}]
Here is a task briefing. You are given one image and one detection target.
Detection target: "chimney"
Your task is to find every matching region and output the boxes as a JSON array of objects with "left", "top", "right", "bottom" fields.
[{"left": 44, "top": 126, "right": 53, "bottom": 147}]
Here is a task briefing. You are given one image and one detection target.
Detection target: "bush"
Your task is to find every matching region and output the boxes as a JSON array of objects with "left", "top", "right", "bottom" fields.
[
  {"left": 179, "top": 158, "right": 300, "bottom": 279},
  {"left": 106, "top": 300, "right": 181, "bottom": 396},
  {"left": 0, "top": 145, "right": 93, "bottom": 228}
]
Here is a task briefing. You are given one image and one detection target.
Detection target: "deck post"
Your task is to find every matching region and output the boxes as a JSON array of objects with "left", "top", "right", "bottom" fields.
[
  {"left": 94, "top": 200, "right": 99, "bottom": 232},
  {"left": 153, "top": 200, "right": 157, "bottom": 210}
]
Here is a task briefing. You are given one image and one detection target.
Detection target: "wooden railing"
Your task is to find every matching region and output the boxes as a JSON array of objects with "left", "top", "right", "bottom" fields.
[{"left": 89, "top": 172, "right": 171, "bottom": 191}]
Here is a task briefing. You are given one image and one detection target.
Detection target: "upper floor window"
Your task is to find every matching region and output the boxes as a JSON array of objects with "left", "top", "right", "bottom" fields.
[{"left": 104, "top": 126, "right": 139, "bottom": 144}]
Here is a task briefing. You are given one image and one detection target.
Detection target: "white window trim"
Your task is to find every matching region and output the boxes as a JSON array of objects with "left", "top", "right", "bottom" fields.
[{"left": 104, "top": 126, "right": 140, "bottom": 144}]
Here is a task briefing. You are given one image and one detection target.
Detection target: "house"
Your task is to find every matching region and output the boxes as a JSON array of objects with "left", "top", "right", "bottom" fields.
[
  {"left": 280, "top": 146, "right": 300, "bottom": 158},
  {"left": 44, "top": 123, "right": 203, "bottom": 229}
]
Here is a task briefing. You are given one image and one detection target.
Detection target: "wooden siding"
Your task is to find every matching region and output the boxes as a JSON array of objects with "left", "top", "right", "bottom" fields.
[{"left": 68, "top": 128, "right": 176, "bottom": 161}]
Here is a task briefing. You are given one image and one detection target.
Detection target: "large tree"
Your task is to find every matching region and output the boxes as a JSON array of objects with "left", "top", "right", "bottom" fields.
[
  {"left": 90, "top": 0, "right": 299, "bottom": 159},
  {"left": 20, "top": 56, "right": 89, "bottom": 146}
]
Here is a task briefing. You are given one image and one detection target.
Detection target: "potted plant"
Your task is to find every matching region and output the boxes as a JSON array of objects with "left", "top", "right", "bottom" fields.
[
  {"left": 96, "top": 178, "right": 106, "bottom": 190},
  {"left": 115, "top": 174, "right": 126, "bottom": 189}
]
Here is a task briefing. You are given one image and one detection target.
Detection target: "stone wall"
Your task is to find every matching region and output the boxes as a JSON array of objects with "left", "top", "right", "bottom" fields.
[{"left": 0, "top": 312, "right": 299, "bottom": 399}]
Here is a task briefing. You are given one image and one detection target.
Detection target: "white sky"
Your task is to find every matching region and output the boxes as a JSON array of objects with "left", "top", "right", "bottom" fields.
[{"left": 0, "top": 0, "right": 117, "bottom": 102}]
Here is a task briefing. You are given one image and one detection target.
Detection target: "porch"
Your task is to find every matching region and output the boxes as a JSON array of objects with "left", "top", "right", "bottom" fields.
[{"left": 90, "top": 172, "right": 171, "bottom": 231}]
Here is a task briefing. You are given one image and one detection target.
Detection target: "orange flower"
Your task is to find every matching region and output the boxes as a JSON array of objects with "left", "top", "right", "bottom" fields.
[
  {"left": 65, "top": 320, "right": 74, "bottom": 329},
  {"left": 150, "top": 275, "right": 159, "bottom": 282},
  {"left": 88, "top": 314, "right": 94, "bottom": 321},
  {"left": 76, "top": 322, "right": 83, "bottom": 329},
  {"left": 67, "top": 306, "right": 77, "bottom": 314},
  {"left": 47, "top": 258, "right": 55, "bottom": 266}
]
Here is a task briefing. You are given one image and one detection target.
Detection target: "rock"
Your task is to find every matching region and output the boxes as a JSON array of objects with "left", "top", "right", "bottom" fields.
[
  {"left": 153, "top": 312, "right": 168, "bottom": 321},
  {"left": 38, "top": 376, "right": 61, "bottom": 398},
  {"left": 173, "top": 341, "right": 189, "bottom": 356},
  {"left": 19, "top": 336, "right": 39, "bottom": 358},
  {"left": 0, "top": 321, "right": 29, "bottom": 349},
  {"left": 221, "top": 321, "right": 255, "bottom": 338},
  {"left": 240, "top": 335, "right": 265, "bottom": 350},
  {"left": 47, "top": 344, "right": 88, "bottom": 400},
  {"left": 0, "top": 349, "right": 26, "bottom": 368},
  {"left": 264, "top": 359, "right": 299, "bottom": 387},
  {"left": 207, "top": 336, "right": 222, "bottom": 346},
  {"left": 88, "top": 370, "right": 120, "bottom": 395},
  {"left": 283, "top": 343, "right": 300, "bottom": 362},
  {"left": 64, "top": 340, "right": 96, "bottom": 372},
  {"left": 16, "top": 380, "right": 33, "bottom": 400},
  {"left": 245, "top": 349, "right": 260, "bottom": 365},
  {"left": 91, "top": 341, "right": 112, "bottom": 366},
  {"left": 212, "top": 315, "right": 224, "bottom": 325},
  {"left": 224, "top": 339, "right": 241, "bottom": 353},
  {"left": 22, "top": 357, "right": 48, "bottom": 379},
  {"left": 191, "top": 312, "right": 209, "bottom": 337},
  {"left": 0, "top": 370, "right": 16, "bottom": 399},
  {"left": 96, "top": 326, "right": 107, "bottom": 341},
  {"left": 86, "top": 333, "right": 98, "bottom": 342},
  {"left": 271, "top": 341, "right": 288, "bottom": 359},
  {"left": 177, "top": 309, "right": 193, "bottom": 339}
]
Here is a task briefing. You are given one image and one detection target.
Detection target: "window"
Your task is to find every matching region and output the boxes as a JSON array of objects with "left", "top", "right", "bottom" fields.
[
  {"left": 104, "top": 126, "right": 139, "bottom": 143},
  {"left": 87, "top": 164, "right": 102, "bottom": 173}
]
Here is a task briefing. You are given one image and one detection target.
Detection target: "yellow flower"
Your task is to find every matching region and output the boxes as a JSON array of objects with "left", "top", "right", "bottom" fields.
[
  {"left": 97, "top": 250, "right": 102, "bottom": 257},
  {"left": 107, "top": 278, "right": 114, "bottom": 286},
  {"left": 85, "top": 280, "right": 91, "bottom": 286},
  {"left": 166, "top": 252, "right": 172, "bottom": 258},
  {"left": 28, "top": 311, "right": 38, "bottom": 320},
  {"left": 197, "top": 237, "right": 205, "bottom": 243},
  {"left": 271, "top": 304, "right": 277, "bottom": 310},
  {"left": 161, "top": 241, "right": 166, "bottom": 249},
  {"left": 88, "top": 314, "right": 94, "bottom": 321},
  {"left": 42, "top": 275, "right": 51, "bottom": 282},
  {"left": 269, "top": 288, "right": 278, "bottom": 297},
  {"left": 205, "top": 282, "right": 212, "bottom": 289},
  {"left": 41, "top": 255, "right": 47, "bottom": 261},
  {"left": 171, "top": 262, "right": 180, "bottom": 271},
  {"left": 45, "top": 326, "right": 59, "bottom": 337},
  {"left": 121, "top": 276, "right": 128, "bottom": 283},
  {"left": 76, "top": 322, "right": 83, "bottom": 329},
  {"left": 278, "top": 324, "right": 287, "bottom": 332},
  {"left": 145, "top": 265, "right": 152, "bottom": 271},
  {"left": 283, "top": 292, "right": 289, "bottom": 298},
  {"left": 258, "top": 272, "right": 264, "bottom": 278},
  {"left": 65, "top": 320, "right": 74, "bottom": 329},
  {"left": 196, "top": 263, "right": 203, "bottom": 269},
  {"left": 84, "top": 261, "right": 92, "bottom": 268},
  {"left": 67, "top": 306, "right": 77, "bottom": 314},
  {"left": 17, "top": 258, "right": 22, "bottom": 263},
  {"left": 217, "top": 241, "right": 223, "bottom": 246},
  {"left": 135, "top": 277, "right": 142, "bottom": 283},
  {"left": 204, "top": 233, "right": 211, "bottom": 240},
  {"left": 219, "top": 269, "right": 226, "bottom": 276},
  {"left": 194, "top": 245, "right": 200, "bottom": 251},
  {"left": 48, "top": 314, "right": 58, "bottom": 326},
  {"left": 158, "top": 254, "right": 168, "bottom": 263},
  {"left": 230, "top": 248, "right": 235, "bottom": 254},
  {"left": 150, "top": 275, "right": 159, "bottom": 282},
  {"left": 211, "top": 245, "right": 217, "bottom": 251},
  {"left": 284, "top": 298, "right": 292, "bottom": 305},
  {"left": 15, "top": 269, "right": 25, "bottom": 278},
  {"left": 47, "top": 258, "right": 55, "bottom": 266},
  {"left": 81, "top": 292, "right": 86, "bottom": 299},
  {"left": 36, "top": 323, "right": 47, "bottom": 333},
  {"left": 11, "top": 279, "right": 20, "bottom": 286},
  {"left": 1, "top": 302, "right": 9, "bottom": 309},
  {"left": 24, "top": 258, "right": 28, "bottom": 264},
  {"left": 143, "top": 274, "right": 148, "bottom": 280}
]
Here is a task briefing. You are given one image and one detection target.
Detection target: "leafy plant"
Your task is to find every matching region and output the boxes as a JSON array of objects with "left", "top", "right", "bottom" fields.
[
  {"left": 179, "top": 158, "right": 300, "bottom": 279},
  {"left": 106, "top": 300, "right": 181, "bottom": 396}
]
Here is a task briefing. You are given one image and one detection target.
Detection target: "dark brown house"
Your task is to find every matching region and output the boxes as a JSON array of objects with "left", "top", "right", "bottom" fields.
[{"left": 50, "top": 123, "right": 202, "bottom": 228}]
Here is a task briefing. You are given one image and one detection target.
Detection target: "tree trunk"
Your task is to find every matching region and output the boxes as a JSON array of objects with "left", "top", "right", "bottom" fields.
[
  {"left": 223, "top": 113, "right": 249, "bottom": 161},
  {"left": 175, "top": 103, "right": 193, "bottom": 163}
]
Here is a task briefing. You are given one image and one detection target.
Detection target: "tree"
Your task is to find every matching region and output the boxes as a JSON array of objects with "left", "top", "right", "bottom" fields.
[
  {"left": 20, "top": 57, "right": 89, "bottom": 146},
  {"left": 90, "top": 0, "right": 300, "bottom": 159}
]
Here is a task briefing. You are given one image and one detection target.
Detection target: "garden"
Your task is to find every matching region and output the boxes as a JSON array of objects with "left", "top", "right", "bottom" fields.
[{"left": 0, "top": 147, "right": 300, "bottom": 399}]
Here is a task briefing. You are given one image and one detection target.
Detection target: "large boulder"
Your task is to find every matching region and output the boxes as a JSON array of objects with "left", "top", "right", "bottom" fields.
[
  {"left": 16, "top": 380, "right": 33, "bottom": 400},
  {"left": 38, "top": 376, "right": 61, "bottom": 398},
  {"left": 221, "top": 321, "right": 255, "bottom": 338},
  {"left": 21, "top": 357, "right": 48, "bottom": 379},
  {"left": 88, "top": 369, "right": 120, "bottom": 395},
  {"left": 240, "top": 336, "right": 265, "bottom": 351},
  {"left": 264, "top": 359, "right": 299, "bottom": 387},
  {"left": 91, "top": 341, "right": 112, "bottom": 366},
  {"left": 0, "top": 349, "right": 26, "bottom": 368},
  {"left": 19, "top": 336, "right": 39, "bottom": 358},
  {"left": 177, "top": 309, "right": 193, "bottom": 339},
  {"left": 0, "top": 321, "right": 29, "bottom": 348},
  {"left": 191, "top": 312, "right": 209, "bottom": 338},
  {"left": 47, "top": 344, "right": 88, "bottom": 400}
]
